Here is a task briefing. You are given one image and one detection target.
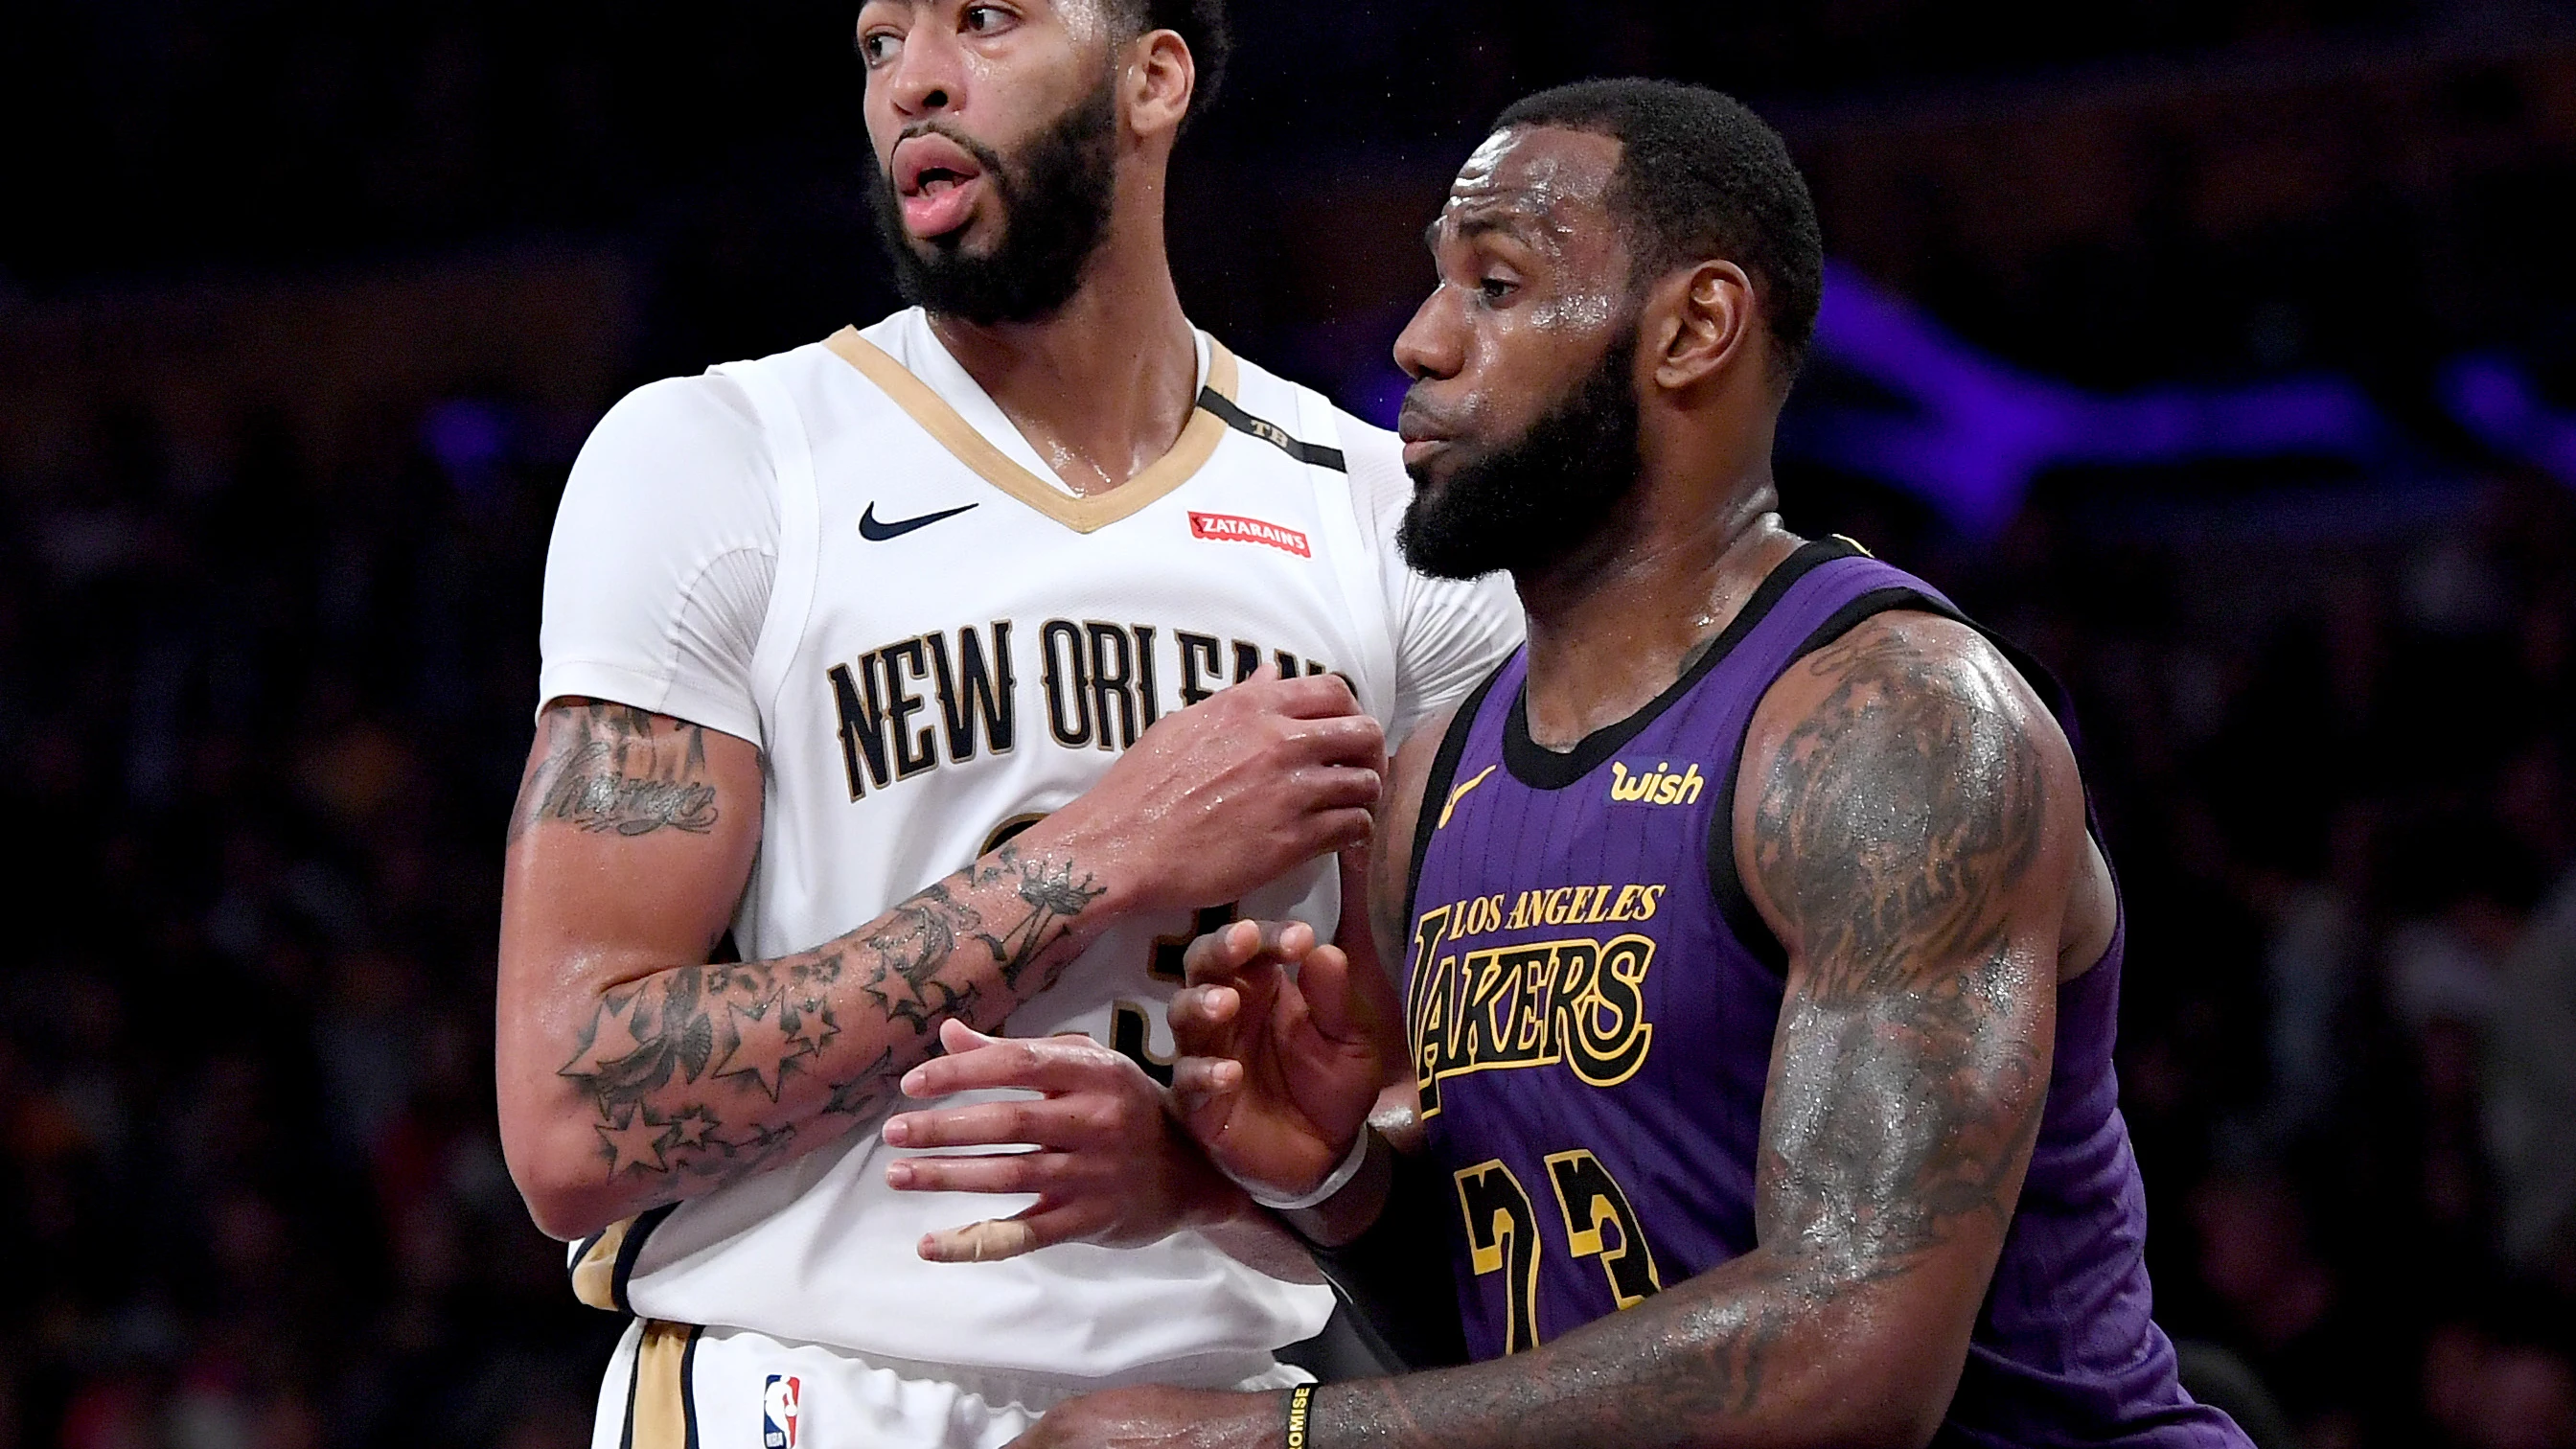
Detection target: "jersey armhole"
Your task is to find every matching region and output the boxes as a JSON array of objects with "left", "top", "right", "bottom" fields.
[
  {"left": 1705, "top": 584, "right": 2105, "bottom": 975},
  {"left": 1404, "top": 659, "right": 1509, "bottom": 930}
]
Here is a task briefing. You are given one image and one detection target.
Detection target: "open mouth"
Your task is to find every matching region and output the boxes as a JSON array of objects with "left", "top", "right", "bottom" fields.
[{"left": 894, "top": 133, "right": 989, "bottom": 241}]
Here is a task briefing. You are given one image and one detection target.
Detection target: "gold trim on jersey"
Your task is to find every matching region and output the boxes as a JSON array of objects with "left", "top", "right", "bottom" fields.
[
  {"left": 571, "top": 1217, "right": 632, "bottom": 1311},
  {"left": 624, "top": 1321, "right": 702, "bottom": 1449},
  {"left": 823, "top": 327, "right": 1243, "bottom": 536}
]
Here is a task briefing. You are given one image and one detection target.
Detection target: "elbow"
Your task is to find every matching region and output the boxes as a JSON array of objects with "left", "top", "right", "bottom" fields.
[
  {"left": 499, "top": 1097, "right": 622, "bottom": 1242},
  {"left": 1804, "top": 1341, "right": 1962, "bottom": 1449},
  {"left": 1854, "top": 1392, "right": 1952, "bottom": 1449},
  {"left": 1762, "top": 1385, "right": 1947, "bottom": 1449},
  {"left": 1742, "top": 1310, "right": 1961, "bottom": 1449}
]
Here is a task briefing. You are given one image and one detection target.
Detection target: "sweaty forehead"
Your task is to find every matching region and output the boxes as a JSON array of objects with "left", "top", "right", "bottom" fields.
[{"left": 1438, "top": 126, "right": 1624, "bottom": 245}]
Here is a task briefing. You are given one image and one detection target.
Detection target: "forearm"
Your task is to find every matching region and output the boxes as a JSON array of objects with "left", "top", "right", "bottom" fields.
[
  {"left": 1300, "top": 1130, "right": 1470, "bottom": 1370},
  {"left": 526, "top": 838, "right": 1116, "bottom": 1232},
  {"left": 1314, "top": 1248, "right": 1935, "bottom": 1449},
  {"left": 1194, "top": 1191, "right": 1330, "bottom": 1284}
]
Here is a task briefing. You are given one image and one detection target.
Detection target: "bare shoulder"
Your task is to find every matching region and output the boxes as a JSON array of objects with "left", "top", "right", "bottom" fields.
[
  {"left": 1749, "top": 610, "right": 2073, "bottom": 769},
  {"left": 1734, "top": 610, "right": 2088, "bottom": 1000}
]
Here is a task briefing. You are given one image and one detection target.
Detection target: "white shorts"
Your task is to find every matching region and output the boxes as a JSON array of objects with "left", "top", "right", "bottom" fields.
[{"left": 588, "top": 1319, "right": 1312, "bottom": 1449}]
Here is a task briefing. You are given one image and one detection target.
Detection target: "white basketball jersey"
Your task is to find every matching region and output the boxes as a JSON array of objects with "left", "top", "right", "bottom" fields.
[{"left": 567, "top": 312, "right": 1491, "bottom": 1382}]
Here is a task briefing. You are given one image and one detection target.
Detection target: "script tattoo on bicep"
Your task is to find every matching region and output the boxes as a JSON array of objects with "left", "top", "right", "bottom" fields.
[
  {"left": 511, "top": 702, "right": 721, "bottom": 842},
  {"left": 552, "top": 843, "right": 1105, "bottom": 1192}
]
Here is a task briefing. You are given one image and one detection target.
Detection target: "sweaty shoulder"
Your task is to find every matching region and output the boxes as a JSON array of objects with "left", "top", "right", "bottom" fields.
[
  {"left": 537, "top": 371, "right": 782, "bottom": 748},
  {"left": 1736, "top": 610, "right": 2094, "bottom": 988},
  {"left": 1329, "top": 403, "right": 1524, "bottom": 749}
]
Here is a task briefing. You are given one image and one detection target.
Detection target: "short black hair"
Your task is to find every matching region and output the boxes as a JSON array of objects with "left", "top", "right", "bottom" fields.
[
  {"left": 1495, "top": 79, "right": 1823, "bottom": 387},
  {"left": 1108, "top": 0, "right": 1230, "bottom": 128}
]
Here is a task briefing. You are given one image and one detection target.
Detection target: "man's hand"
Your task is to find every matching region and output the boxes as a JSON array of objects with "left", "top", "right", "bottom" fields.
[
  {"left": 1168, "top": 919, "right": 1382, "bottom": 1201},
  {"left": 1004, "top": 1385, "right": 1278, "bottom": 1449},
  {"left": 1034, "top": 668, "right": 1386, "bottom": 918},
  {"left": 884, "top": 1020, "right": 1242, "bottom": 1262}
]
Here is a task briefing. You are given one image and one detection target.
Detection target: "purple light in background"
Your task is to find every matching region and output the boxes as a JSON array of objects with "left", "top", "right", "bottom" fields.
[
  {"left": 1790, "top": 262, "right": 2392, "bottom": 534},
  {"left": 424, "top": 399, "right": 512, "bottom": 511},
  {"left": 2441, "top": 354, "right": 2576, "bottom": 485},
  {"left": 426, "top": 399, "right": 507, "bottom": 474},
  {"left": 1356, "top": 364, "right": 1413, "bottom": 431}
]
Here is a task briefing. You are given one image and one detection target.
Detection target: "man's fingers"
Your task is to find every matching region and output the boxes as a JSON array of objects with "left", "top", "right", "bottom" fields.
[
  {"left": 1170, "top": 1054, "right": 1244, "bottom": 1105},
  {"left": 1305, "top": 806, "right": 1376, "bottom": 857},
  {"left": 1257, "top": 918, "right": 1319, "bottom": 960},
  {"left": 1181, "top": 917, "right": 1265, "bottom": 983},
  {"left": 1298, "top": 944, "right": 1364, "bottom": 1044},
  {"left": 1240, "top": 669, "right": 1364, "bottom": 721},
  {"left": 1278, "top": 711, "right": 1386, "bottom": 768},
  {"left": 884, "top": 1096, "right": 1108, "bottom": 1150},
  {"left": 916, "top": 1211, "right": 1051, "bottom": 1265},
  {"left": 886, "top": 1148, "right": 1065, "bottom": 1196},
  {"left": 899, "top": 1033, "right": 1131, "bottom": 1099},
  {"left": 1297, "top": 764, "right": 1386, "bottom": 812},
  {"left": 1167, "top": 982, "right": 1242, "bottom": 1044},
  {"left": 1181, "top": 919, "right": 1314, "bottom": 989},
  {"left": 936, "top": 1016, "right": 995, "bottom": 1057}
]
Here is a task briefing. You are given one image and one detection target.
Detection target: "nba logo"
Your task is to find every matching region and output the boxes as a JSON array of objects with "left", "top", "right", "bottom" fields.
[{"left": 761, "top": 1375, "right": 800, "bottom": 1448}]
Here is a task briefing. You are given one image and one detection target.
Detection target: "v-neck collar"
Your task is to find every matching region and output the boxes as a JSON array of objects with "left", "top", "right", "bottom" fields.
[{"left": 823, "top": 322, "right": 1240, "bottom": 536}]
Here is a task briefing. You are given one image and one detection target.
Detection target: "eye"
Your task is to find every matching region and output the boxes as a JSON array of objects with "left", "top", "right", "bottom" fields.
[
  {"left": 1479, "top": 276, "right": 1519, "bottom": 303},
  {"left": 963, "top": 4, "right": 1012, "bottom": 33},
  {"left": 858, "top": 30, "right": 901, "bottom": 66}
]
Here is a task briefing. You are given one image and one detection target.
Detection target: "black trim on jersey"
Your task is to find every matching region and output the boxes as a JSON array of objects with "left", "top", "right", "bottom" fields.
[
  {"left": 678, "top": 1326, "right": 703, "bottom": 1449},
  {"left": 1195, "top": 387, "right": 1348, "bottom": 472},
  {"left": 1705, "top": 584, "right": 2096, "bottom": 976},
  {"left": 617, "top": 1336, "right": 641, "bottom": 1449},
  {"left": 1499, "top": 537, "right": 1862, "bottom": 791},
  {"left": 1407, "top": 660, "right": 1511, "bottom": 928},
  {"left": 571, "top": 1225, "right": 610, "bottom": 1278},
  {"left": 610, "top": 1204, "right": 678, "bottom": 1315}
]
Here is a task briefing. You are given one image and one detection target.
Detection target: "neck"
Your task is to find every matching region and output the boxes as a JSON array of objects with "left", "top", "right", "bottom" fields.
[
  {"left": 1512, "top": 436, "right": 1798, "bottom": 750},
  {"left": 926, "top": 186, "right": 1198, "bottom": 496}
]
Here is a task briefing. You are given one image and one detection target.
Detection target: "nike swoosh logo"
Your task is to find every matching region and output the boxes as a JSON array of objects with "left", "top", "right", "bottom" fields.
[
  {"left": 860, "top": 501, "right": 979, "bottom": 541},
  {"left": 1437, "top": 765, "right": 1498, "bottom": 830}
]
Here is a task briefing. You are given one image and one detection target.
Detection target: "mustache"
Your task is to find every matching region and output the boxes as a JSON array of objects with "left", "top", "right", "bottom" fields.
[{"left": 1397, "top": 388, "right": 1466, "bottom": 441}]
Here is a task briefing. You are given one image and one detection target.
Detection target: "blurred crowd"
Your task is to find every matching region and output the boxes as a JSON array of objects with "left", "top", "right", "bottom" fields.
[
  {"left": 7, "top": 2, "right": 2576, "bottom": 1447},
  {"left": 0, "top": 394, "right": 611, "bottom": 1447}
]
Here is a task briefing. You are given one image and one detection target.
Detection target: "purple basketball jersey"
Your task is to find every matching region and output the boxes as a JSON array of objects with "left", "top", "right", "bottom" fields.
[{"left": 1402, "top": 539, "right": 2247, "bottom": 1446}]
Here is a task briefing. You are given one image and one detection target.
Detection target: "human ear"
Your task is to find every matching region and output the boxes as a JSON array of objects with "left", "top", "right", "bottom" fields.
[
  {"left": 1124, "top": 28, "right": 1194, "bottom": 137},
  {"left": 1651, "top": 261, "right": 1754, "bottom": 392}
]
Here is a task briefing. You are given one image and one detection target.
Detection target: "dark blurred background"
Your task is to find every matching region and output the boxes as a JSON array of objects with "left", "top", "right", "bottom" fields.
[{"left": 7, "top": 2, "right": 2576, "bottom": 1446}]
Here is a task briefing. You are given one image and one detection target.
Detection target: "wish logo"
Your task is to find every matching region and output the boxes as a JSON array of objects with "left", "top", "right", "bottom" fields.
[
  {"left": 1608, "top": 761, "right": 1703, "bottom": 806},
  {"left": 762, "top": 1375, "right": 801, "bottom": 1448}
]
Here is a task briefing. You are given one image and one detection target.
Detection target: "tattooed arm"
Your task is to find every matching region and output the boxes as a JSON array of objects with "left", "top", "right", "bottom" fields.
[
  {"left": 1016, "top": 613, "right": 2098, "bottom": 1449},
  {"left": 498, "top": 674, "right": 1383, "bottom": 1242}
]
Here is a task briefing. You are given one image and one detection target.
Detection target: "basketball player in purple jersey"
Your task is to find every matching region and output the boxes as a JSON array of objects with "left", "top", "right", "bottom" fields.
[{"left": 949, "top": 79, "right": 2256, "bottom": 1448}]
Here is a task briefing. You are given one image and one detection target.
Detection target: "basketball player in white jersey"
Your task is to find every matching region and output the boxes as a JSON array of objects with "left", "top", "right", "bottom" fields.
[{"left": 494, "top": 2, "right": 1521, "bottom": 1446}]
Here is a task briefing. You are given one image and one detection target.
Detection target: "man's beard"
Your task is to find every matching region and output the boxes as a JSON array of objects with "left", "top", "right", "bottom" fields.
[
  {"left": 1398, "top": 327, "right": 1644, "bottom": 581},
  {"left": 865, "top": 77, "right": 1120, "bottom": 326}
]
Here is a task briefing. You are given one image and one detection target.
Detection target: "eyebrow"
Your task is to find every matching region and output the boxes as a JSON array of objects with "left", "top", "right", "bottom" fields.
[{"left": 1422, "top": 213, "right": 1530, "bottom": 255}]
